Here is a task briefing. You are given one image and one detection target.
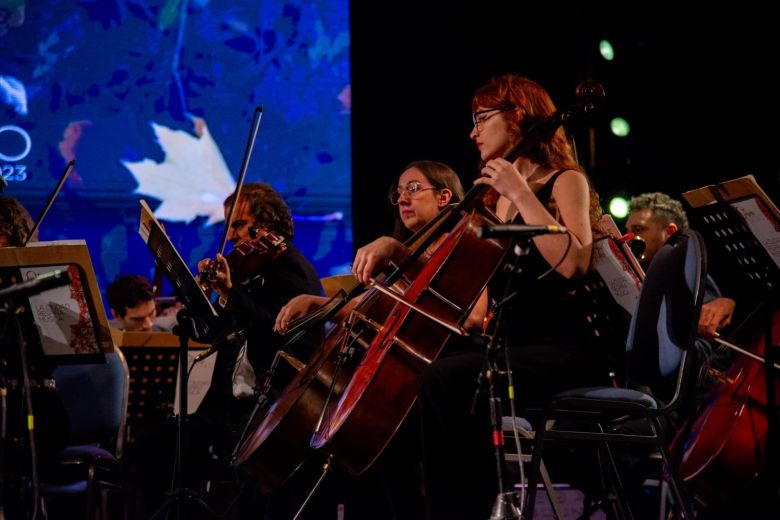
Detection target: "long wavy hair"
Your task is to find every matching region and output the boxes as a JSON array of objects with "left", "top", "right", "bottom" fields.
[
  {"left": 224, "top": 183, "right": 294, "bottom": 240},
  {"left": 472, "top": 74, "right": 601, "bottom": 226}
]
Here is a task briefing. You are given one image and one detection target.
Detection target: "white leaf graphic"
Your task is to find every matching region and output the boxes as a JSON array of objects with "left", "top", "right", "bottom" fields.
[{"left": 122, "top": 118, "right": 236, "bottom": 224}]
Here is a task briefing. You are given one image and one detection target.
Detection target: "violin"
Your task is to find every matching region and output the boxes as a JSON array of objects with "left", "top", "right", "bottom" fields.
[{"left": 200, "top": 226, "right": 288, "bottom": 289}]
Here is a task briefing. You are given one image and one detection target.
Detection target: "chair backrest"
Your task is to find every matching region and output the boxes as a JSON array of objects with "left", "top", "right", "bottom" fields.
[
  {"left": 625, "top": 228, "right": 706, "bottom": 390},
  {"left": 576, "top": 233, "right": 646, "bottom": 379},
  {"left": 52, "top": 347, "right": 130, "bottom": 458}
]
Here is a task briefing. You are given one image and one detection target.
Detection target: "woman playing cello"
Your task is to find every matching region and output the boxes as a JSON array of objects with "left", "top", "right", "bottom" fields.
[
  {"left": 273, "top": 160, "right": 467, "bottom": 519},
  {"left": 417, "top": 74, "right": 610, "bottom": 520},
  {"left": 275, "top": 160, "right": 472, "bottom": 332}
]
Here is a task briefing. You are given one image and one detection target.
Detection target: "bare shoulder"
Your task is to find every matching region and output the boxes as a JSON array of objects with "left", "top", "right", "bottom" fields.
[{"left": 551, "top": 169, "right": 589, "bottom": 198}]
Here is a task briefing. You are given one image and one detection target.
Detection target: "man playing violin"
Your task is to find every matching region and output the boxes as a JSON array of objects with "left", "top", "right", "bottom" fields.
[
  {"left": 133, "top": 182, "right": 323, "bottom": 518},
  {"left": 197, "top": 182, "right": 324, "bottom": 379}
]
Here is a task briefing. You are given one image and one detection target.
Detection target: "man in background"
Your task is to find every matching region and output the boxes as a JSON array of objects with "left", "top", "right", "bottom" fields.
[
  {"left": 106, "top": 274, "right": 174, "bottom": 332},
  {"left": 626, "top": 192, "right": 736, "bottom": 339}
]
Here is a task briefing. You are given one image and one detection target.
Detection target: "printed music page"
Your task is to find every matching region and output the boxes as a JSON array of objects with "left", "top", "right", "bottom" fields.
[{"left": 174, "top": 349, "right": 216, "bottom": 415}]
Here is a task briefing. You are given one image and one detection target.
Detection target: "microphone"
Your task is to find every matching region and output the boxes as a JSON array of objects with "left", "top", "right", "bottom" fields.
[
  {"left": 193, "top": 328, "right": 246, "bottom": 362},
  {"left": 477, "top": 224, "right": 568, "bottom": 239},
  {"left": 0, "top": 269, "right": 71, "bottom": 301}
]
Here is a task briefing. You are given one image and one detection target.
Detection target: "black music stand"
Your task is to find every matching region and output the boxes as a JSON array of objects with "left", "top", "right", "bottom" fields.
[
  {"left": 0, "top": 240, "right": 113, "bottom": 519},
  {"left": 469, "top": 235, "right": 534, "bottom": 520},
  {"left": 138, "top": 200, "right": 224, "bottom": 520},
  {"left": 682, "top": 176, "right": 780, "bottom": 475},
  {"left": 0, "top": 270, "right": 73, "bottom": 520}
]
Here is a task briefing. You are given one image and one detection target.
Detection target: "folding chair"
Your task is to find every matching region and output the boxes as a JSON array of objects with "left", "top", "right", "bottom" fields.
[{"left": 523, "top": 228, "right": 706, "bottom": 519}]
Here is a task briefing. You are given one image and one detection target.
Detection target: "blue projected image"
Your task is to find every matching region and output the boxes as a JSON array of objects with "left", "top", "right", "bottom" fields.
[{"left": 0, "top": 0, "right": 352, "bottom": 312}]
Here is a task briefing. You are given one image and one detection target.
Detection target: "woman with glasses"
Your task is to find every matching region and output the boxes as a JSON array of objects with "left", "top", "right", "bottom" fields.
[
  {"left": 271, "top": 160, "right": 465, "bottom": 519},
  {"left": 418, "top": 74, "right": 609, "bottom": 519},
  {"left": 274, "top": 159, "right": 467, "bottom": 332}
]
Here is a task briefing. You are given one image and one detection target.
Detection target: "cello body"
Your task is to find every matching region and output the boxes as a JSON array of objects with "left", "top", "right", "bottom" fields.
[
  {"left": 232, "top": 231, "right": 444, "bottom": 492},
  {"left": 310, "top": 209, "right": 507, "bottom": 475},
  {"left": 679, "top": 307, "right": 780, "bottom": 504}
]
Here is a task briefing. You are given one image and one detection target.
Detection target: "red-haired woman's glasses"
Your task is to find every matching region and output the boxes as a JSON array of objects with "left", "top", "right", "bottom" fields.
[
  {"left": 471, "top": 105, "right": 514, "bottom": 130},
  {"left": 389, "top": 181, "right": 439, "bottom": 205}
]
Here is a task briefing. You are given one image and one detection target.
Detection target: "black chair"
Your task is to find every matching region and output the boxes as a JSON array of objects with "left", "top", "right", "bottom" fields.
[
  {"left": 522, "top": 228, "right": 706, "bottom": 519},
  {"left": 501, "top": 415, "right": 565, "bottom": 519},
  {"left": 41, "top": 348, "right": 130, "bottom": 520}
]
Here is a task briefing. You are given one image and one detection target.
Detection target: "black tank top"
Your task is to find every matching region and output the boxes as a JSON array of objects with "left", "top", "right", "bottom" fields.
[{"left": 489, "top": 170, "right": 594, "bottom": 351}]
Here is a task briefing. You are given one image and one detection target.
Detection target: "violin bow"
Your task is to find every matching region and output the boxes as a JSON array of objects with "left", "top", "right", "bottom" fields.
[
  {"left": 23, "top": 159, "right": 75, "bottom": 246},
  {"left": 217, "top": 106, "right": 264, "bottom": 256}
]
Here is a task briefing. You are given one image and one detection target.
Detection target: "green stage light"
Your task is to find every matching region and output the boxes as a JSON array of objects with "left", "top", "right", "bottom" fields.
[
  {"left": 609, "top": 196, "right": 629, "bottom": 219},
  {"left": 610, "top": 117, "right": 630, "bottom": 137},
  {"left": 599, "top": 39, "right": 615, "bottom": 61}
]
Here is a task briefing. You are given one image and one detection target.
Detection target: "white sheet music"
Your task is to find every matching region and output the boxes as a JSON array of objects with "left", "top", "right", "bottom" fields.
[
  {"left": 25, "top": 264, "right": 101, "bottom": 356},
  {"left": 591, "top": 238, "right": 643, "bottom": 315},
  {"left": 174, "top": 349, "right": 216, "bottom": 415},
  {"left": 731, "top": 197, "right": 780, "bottom": 269}
]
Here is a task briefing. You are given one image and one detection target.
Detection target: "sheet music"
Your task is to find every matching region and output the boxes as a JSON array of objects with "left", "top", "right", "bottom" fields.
[
  {"left": 0, "top": 239, "right": 112, "bottom": 356},
  {"left": 591, "top": 214, "right": 644, "bottom": 315},
  {"left": 592, "top": 238, "right": 643, "bottom": 315},
  {"left": 25, "top": 264, "right": 101, "bottom": 355},
  {"left": 731, "top": 197, "right": 780, "bottom": 269},
  {"left": 173, "top": 350, "right": 216, "bottom": 415}
]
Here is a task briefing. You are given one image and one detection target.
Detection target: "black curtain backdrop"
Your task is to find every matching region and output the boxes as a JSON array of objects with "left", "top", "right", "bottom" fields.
[{"left": 350, "top": 0, "right": 779, "bottom": 250}]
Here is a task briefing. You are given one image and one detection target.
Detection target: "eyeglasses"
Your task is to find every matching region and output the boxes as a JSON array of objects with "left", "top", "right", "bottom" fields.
[
  {"left": 471, "top": 105, "right": 514, "bottom": 130},
  {"left": 389, "top": 181, "right": 439, "bottom": 205}
]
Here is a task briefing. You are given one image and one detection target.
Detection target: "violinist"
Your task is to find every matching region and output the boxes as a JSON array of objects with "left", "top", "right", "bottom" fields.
[
  {"left": 0, "top": 194, "right": 37, "bottom": 247},
  {"left": 132, "top": 183, "right": 323, "bottom": 518},
  {"left": 417, "top": 74, "right": 610, "bottom": 520}
]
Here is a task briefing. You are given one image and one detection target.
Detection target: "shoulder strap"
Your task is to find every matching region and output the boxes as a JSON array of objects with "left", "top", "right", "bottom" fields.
[{"left": 534, "top": 168, "right": 569, "bottom": 204}]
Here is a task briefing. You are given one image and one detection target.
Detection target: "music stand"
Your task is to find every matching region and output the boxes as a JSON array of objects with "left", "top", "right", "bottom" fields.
[
  {"left": 682, "top": 175, "right": 780, "bottom": 471},
  {"left": 0, "top": 240, "right": 112, "bottom": 519},
  {"left": 137, "top": 200, "right": 224, "bottom": 519}
]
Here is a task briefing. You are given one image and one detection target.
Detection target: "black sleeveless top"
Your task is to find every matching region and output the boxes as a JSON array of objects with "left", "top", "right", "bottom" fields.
[{"left": 489, "top": 170, "right": 595, "bottom": 352}]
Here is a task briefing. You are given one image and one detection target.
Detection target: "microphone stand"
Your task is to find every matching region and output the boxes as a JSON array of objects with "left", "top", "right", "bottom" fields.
[
  {"left": 471, "top": 238, "right": 530, "bottom": 520},
  {"left": 147, "top": 308, "right": 221, "bottom": 520}
]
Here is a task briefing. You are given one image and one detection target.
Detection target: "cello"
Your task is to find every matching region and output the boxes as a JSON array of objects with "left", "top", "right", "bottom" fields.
[
  {"left": 234, "top": 198, "right": 508, "bottom": 490},
  {"left": 679, "top": 305, "right": 780, "bottom": 505},
  {"left": 231, "top": 199, "right": 485, "bottom": 492},
  {"left": 309, "top": 81, "right": 605, "bottom": 475},
  {"left": 233, "top": 80, "right": 604, "bottom": 491}
]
